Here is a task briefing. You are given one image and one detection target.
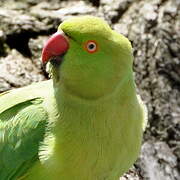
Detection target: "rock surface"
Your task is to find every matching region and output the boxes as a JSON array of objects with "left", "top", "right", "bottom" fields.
[
  {"left": 0, "top": 49, "right": 45, "bottom": 92},
  {"left": 0, "top": 0, "right": 179, "bottom": 179}
]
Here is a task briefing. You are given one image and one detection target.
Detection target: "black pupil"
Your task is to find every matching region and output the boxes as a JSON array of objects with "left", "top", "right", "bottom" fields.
[{"left": 88, "top": 43, "right": 95, "bottom": 50}]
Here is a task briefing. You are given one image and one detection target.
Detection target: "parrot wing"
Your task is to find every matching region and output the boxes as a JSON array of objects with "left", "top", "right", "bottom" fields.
[{"left": 0, "top": 80, "right": 53, "bottom": 180}]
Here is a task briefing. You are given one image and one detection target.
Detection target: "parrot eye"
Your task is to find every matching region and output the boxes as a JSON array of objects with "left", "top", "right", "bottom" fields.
[{"left": 84, "top": 40, "right": 98, "bottom": 53}]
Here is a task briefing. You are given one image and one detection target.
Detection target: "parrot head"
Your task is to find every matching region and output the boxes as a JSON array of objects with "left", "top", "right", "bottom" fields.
[{"left": 42, "top": 16, "right": 133, "bottom": 99}]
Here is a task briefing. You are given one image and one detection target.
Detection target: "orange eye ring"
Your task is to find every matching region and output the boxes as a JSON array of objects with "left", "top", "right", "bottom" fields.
[{"left": 83, "top": 40, "right": 98, "bottom": 53}]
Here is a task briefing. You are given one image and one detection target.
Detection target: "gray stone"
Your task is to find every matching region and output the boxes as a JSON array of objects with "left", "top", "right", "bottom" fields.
[
  {"left": 0, "top": 49, "right": 45, "bottom": 92},
  {"left": 29, "top": 36, "right": 49, "bottom": 69},
  {"left": 139, "top": 141, "right": 180, "bottom": 180}
]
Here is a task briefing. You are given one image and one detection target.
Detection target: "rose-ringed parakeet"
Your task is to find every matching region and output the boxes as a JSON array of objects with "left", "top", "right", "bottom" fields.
[{"left": 0, "top": 16, "right": 147, "bottom": 180}]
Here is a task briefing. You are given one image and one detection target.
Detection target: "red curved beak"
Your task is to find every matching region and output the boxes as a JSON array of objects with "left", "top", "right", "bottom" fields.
[{"left": 42, "top": 31, "right": 69, "bottom": 64}]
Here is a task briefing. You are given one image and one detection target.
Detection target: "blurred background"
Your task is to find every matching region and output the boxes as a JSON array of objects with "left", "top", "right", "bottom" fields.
[{"left": 0, "top": 0, "right": 179, "bottom": 179}]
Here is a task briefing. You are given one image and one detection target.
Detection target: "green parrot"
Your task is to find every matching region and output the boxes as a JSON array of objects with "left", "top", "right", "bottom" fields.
[{"left": 0, "top": 16, "right": 147, "bottom": 180}]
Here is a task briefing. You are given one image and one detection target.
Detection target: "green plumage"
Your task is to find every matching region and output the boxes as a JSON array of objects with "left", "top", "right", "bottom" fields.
[
  {"left": 0, "top": 16, "right": 147, "bottom": 180},
  {"left": 0, "top": 81, "right": 54, "bottom": 179}
]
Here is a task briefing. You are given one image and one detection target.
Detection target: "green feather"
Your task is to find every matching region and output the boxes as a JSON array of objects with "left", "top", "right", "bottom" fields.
[
  {"left": 0, "top": 16, "right": 147, "bottom": 180},
  {"left": 0, "top": 80, "right": 56, "bottom": 179}
]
